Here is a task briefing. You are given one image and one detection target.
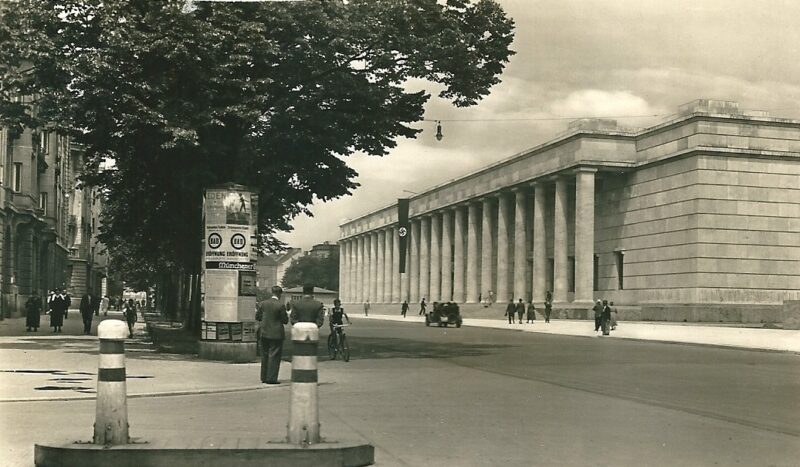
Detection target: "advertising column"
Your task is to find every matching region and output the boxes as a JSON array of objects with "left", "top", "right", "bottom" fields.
[{"left": 199, "top": 183, "right": 259, "bottom": 362}]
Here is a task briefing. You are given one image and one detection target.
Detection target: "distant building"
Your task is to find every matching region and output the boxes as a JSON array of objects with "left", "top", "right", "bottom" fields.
[
  {"left": 1, "top": 119, "right": 106, "bottom": 317},
  {"left": 284, "top": 286, "right": 338, "bottom": 309},
  {"left": 339, "top": 99, "right": 800, "bottom": 323},
  {"left": 309, "top": 241, "right": 339, "bottom": 258},
  {"left": 255, "top": 248, "right": 303, "bottom": 290}
]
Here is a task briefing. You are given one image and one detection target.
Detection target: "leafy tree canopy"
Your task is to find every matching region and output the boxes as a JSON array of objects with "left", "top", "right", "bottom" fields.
[
  {"left": 0, "top": 0, "right": 515, "bottom": 286},
  {"left": 281, "top": 252, "right": 339, "bottom": 291}
]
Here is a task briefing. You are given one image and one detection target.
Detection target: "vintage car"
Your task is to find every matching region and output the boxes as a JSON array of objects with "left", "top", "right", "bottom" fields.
[{"left": 425, "top": 302, "right": 463, "bottom": 328}]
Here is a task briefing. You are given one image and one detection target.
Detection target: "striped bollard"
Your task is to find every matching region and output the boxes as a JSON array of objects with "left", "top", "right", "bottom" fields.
[
  {"left": 288, "top": 323, "right": 320, "bottom": 444},
  {"left": 94, "top": 320, "right": 130, "bottom": 445}
]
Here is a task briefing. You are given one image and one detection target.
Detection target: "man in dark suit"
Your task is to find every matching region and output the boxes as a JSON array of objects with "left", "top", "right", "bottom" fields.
[
  {"left": 256, "top": 286, "right": 288, "bottom": 384},
  {"left": 290, "top": 284, "right": 325, "bottom": 328},
  {"left": 79, "top": 292, "right": 94, "bottom": 335},
  {"left": 505, "top": 301, "right": 515, "bottom": 324},
  {"left": 515, "top": 298, "right": 525, "bottom": 324}
]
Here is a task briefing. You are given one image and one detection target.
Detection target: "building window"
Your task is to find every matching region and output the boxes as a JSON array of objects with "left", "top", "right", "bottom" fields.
[
  {"left": 40, "top": 192, "right": 48, "bottom": 216},
  {"left": 40, "top": 131, "right": 49, "bottom": 156},
  {"left": 615, "top": 251, "right": 625, "bottom": 290},
  {"left": 593, "top": 254, "right": 599, "bottom": 291},
  {"left": 13, "top": 162, "right": 22, "bottom": 192}
]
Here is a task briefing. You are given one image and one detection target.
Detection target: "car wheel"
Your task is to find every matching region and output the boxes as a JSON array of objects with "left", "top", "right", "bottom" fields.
[{"left": 456, "top": 322, "right": 461, "bottom": 328}]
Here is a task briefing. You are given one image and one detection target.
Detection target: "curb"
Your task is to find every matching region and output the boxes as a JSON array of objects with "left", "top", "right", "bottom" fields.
[{"left": 0, "top": 383, "right": 286, "bottom": 404}]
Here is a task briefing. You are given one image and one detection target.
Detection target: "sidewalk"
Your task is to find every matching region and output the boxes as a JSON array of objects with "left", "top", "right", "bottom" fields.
[
  {"left": 0, "top": 313, "right": 280, "bottom": 403},
  {"left": 1, "top": 309, "right": 797, "bottom": 403},
  {"left": 354, "top": 313, "right": 800, "bottom": 353}
]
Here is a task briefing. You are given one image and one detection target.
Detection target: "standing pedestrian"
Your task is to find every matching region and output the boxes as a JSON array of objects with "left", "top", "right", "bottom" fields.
[
  {"left": 505, "top": 301, "right": 515, "bottom": 324},
  {"left": 290, "top": 284, "right": 325, "bottom": 327},
  {"left": 488, "top": 290, "right": 495, "bottom": 307},
  {"left": 363, "top": 299, "right": 370, "bottom": 316},
  {"left": 544, "top": 291, "right": 552, "bottom": 323},
  {"left": 123, "top": 299, "right": 138, "bottom": 337},
  {"left": 601, "top": 299, "right": 612, "bottom": 336},
  {"left": 401, "top": 300, "right": 409, "bottom": 318},
  {"left": 593, "top": 299, "right": 603, "bottom": 332},
  {"left": 49, "top": 289, "right": 68, "bottom": 333},
  {"left": 256, "top": 285, "right": 288, "bottom": 385},
  {"left": 515, "top": 298, "right": 525, "bottom": 324},
  {"left": 25, "top": 293, "right": 42, "bottom": 332},
  {"left": 92, "top": 293, "right": 101, "bottom": 317},
  {"left": 526, "top": 301, "right": 536, "bottom": 323},
  {"left": 610, "top": 301, "right": 618, "bottom": 330},
  {"left": 80, "top": 292, "right": 94, "bottom": 335},
  {"left": 100, "top": 295, "right": 110, "bottom": 316},
  {"left": 419, "top": 298, "right": 427, "bottom": 315}
]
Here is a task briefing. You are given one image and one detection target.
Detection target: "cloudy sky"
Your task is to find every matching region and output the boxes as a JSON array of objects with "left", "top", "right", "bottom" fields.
[{"left": 277, "top": 0, "right": 800, "bottom": 251}]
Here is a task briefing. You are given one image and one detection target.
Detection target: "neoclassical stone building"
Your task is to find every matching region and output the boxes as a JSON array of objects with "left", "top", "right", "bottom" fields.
[{"left": 338, "top": 100, "right": 800, "bottom": 322}]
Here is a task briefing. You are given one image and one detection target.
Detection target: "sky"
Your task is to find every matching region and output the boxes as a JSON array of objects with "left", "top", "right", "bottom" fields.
[{"left": 276, "top": 0, "right": 800, "bottom": 251}]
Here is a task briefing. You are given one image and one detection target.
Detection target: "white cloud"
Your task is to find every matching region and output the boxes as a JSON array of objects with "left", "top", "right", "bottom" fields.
[{"left": 549, "top": 90, "right": 654, "bottom": 118}]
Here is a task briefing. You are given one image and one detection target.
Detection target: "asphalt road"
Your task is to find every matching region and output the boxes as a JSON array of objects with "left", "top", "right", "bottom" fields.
[{"left": 3, "top": 319, "right": 799, "bottom": 466}]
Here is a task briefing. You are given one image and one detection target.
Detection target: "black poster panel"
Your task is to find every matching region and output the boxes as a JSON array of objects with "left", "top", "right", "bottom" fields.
[{"left": 397, "top": 198, "right": 410, "bottom": 273}]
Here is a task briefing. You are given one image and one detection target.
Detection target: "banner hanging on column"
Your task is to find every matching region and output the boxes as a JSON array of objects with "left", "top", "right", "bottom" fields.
[{"left": 397, "top": 198, "right": 409, "bottom": 273}]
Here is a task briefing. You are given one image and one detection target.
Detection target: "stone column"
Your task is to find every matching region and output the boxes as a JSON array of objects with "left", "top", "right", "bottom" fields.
[
  {"left": 513, "top": 188, "right": 528, "bottom": 302},
  {"left": 466, "top": 201, "right": 480, "bottom": 303},
  {"left": 384, "top": 228, "right": 393, "bottom": 303},
  {"left": 339, "top": 241, "right": 347, "bottom": 301},
  {"left": 419, "top": 216, "right": 431, "bottom": 304},
  {"left": 370, "top": 231, "right": 379, "bottom": 302},
  {"left": 440, "top": 209, "right": 453, "bottom": 302},
  {"left": 496, "top": 192, "right": 511, "bottom": 302},
  {"left": 376, "top": 230, "right": 385, "bottom": 303},
  {"left": 410, "top": 219, "right": 420, "bottom": 303},
  {"left": 532, "top": 183, "right": 547, "bottom": 303},
  {"left": 553, "top": 176, "right": 568, "bottom": 302},
  {"left": 429, "top": 213, "right": 442, "bottom": 302},
  {"left": 480, "top": 197, "right": 494, "bottom": 303},
  {"left": 363, "top": 234, "right": 371, "bottom": 302},
  {"left": 356, "top": 236, "right": 364, "bottom": 303},
  {"left": 392, "top": 227, "right": 401, "bottom": 303},
  {"left": 574, "top": 168, "right": 596, "bottom": 304},
  {"left": 453, "top": 206, "right": 466, "bottom": 303}
]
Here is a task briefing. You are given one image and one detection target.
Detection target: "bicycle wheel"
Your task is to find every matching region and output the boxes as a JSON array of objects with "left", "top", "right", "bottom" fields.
[
  {"left": 327, "top": 333, "right": 337, "bottom": 360},
  {"left": 340, "top": 334, "right": 350, "bottom": 362}
]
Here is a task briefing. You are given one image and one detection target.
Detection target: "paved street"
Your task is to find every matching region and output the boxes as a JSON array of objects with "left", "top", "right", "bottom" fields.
[{"left": 2, "top": 317, "right": 799, "bottom": 466}]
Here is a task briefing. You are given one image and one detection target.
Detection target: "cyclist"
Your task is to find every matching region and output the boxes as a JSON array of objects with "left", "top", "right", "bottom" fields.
[{"left": 329, "top": 299, "right": 351, "bottom": 341}]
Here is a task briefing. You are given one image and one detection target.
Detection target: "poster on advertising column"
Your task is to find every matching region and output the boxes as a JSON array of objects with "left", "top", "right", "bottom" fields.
[{"left": 203, "top": 184, "right": 258, "bottom": 326}]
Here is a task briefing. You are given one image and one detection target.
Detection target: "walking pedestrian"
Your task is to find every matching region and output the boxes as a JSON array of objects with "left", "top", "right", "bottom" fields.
[
  {"left": 419, "top": 298, "right": 427, "bottom": 315},
  {"left": 100, "top": 295, "right": 110, "bottom": 316},
  {"left": 123, "top": 299, "right": 138, "bottom": 338},
  {"left": 610, "top": 301, "right": 618, "bottom": 330},
  {"left": 505, "top": 301, "right": 515, "bottom": 324},
  {"left": 256, "top": 285, "right": 288, "bottom": 384},
  {"left": 363, "top": 299, "right": 370, "bottom": 316},
  {"left": 92, "top": 293, "right": 101, "bottom": 317},
  {"left": 401, "top": 300, "right": 409, "bottom": 318},
  {"left": 601, "top": 299, "right": 612, "bottom": 336},
  {"left": 49, "top": 288, "right": 68, "bottom": 333},
  {"left": 526, "top": 301, "right": 536, "bottom": 323},
  {"left": 593, "top": 299, "right": 603, "bottom": 332},
  {"left": 544, "top": 291, "right": 552, "bottom": 323},
  {"left": 80, "top": 292, "right": 94, "bottom": 335},
  {"left": 25, "top": 293, "right": 42, "bottom": 332},
  {"left": 515, "top": 298, "right": 525, "bottom": 324}
]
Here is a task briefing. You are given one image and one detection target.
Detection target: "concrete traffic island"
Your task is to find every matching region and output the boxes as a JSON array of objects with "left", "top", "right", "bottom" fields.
[{"left": 35, "top": 321, "right": 375, "bottom": 467}]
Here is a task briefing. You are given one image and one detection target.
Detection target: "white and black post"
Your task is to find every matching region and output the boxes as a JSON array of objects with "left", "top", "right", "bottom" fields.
[
  {"left": 93, "top": 320, "right": 130, "bottom": 445},
  {"left": 287, "top": 322, "right": 320, "bottom": 444}
]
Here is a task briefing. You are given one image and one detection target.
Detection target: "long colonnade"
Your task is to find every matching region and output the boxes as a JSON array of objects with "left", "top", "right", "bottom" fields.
[{"left": 339, "top": 168, "right": 597, "bottom": 305}]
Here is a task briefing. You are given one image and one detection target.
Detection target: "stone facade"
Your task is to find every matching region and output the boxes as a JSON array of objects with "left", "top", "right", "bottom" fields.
[
  {"left": 338, "top": 100, "right": 800, "bottom": 322},
  {"left": 1, "top": 123, "right": 106, "bottom": 317}
]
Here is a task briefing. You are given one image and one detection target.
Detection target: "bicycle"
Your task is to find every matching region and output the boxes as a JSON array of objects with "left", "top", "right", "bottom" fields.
[{"left": 327, "top": 324, "right": 350, "bottom": 362}]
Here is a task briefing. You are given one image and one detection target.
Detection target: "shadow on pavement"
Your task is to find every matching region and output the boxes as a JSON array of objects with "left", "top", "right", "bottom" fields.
[{"left": 287, "top": 335, "right": 514, "bottom": 361}]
